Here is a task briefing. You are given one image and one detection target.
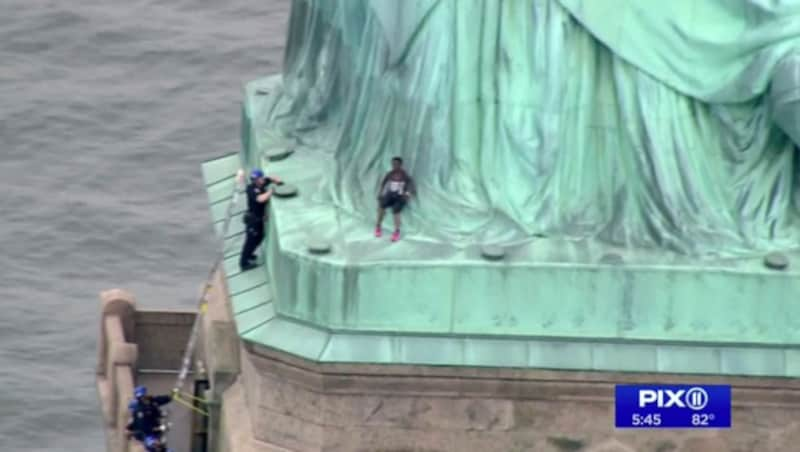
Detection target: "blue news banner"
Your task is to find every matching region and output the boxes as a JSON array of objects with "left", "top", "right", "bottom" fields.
[{"left": 615, "top": 385, "right": 731, "bottom": 428}]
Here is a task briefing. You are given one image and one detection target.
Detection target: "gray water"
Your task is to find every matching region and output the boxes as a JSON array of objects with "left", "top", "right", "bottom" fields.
[{"left": 0, "top": 1, "right": 289, "bottom": 450}]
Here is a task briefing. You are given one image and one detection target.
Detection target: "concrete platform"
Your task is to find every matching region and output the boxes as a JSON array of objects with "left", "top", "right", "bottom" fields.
[{"left": 95, "top": 290, "right": 201, "bottom": 452}]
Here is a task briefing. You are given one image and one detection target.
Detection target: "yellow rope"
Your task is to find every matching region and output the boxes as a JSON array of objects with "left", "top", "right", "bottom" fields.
[
  {"left": 177, "top": 391, "right": 209, "bottom": 403},
  {"left": 173, "top": 393, "right": 209, "bottom": 417}
]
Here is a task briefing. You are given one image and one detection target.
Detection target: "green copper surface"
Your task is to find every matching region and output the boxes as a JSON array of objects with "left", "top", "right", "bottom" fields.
[
  {"left": 201, "top": 0, "right": 800, "bottom": 377},
  {"left": 244, "top": 0, "right": 800, "bottom": 257},
  {"left": 202, "top": 154, "right": 800, "bottom": 377}
]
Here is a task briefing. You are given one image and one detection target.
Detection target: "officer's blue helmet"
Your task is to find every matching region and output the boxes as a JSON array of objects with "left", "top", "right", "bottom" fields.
[
  {"left": 134, "top": 385, "right": 147, "bottom": 398},
  {"left": 250, "top": 168, "right": 264, "bottom": 180}
]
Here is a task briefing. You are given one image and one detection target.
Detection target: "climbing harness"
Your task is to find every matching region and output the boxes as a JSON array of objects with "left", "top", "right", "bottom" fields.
[{"left": 171, "top": 169, "right": 246, "bottom": 405}]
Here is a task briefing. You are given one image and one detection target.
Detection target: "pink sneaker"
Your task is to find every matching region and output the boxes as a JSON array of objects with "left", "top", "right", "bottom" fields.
[
  {"left": 391, "top": 230, "right": 400, "bottom": 242},
  {"left": 375, "top": 227, "right": 382, "bottom": 238}
]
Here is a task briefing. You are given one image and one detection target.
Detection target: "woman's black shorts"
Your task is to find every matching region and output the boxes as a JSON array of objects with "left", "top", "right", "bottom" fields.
[{"left": 379, "top": 193, "right": 406, "bottom": 213}]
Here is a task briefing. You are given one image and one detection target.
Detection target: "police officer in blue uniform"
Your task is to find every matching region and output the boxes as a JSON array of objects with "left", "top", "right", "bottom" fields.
[
  {"left": 125, "top": 386, "right": 172, "bottom": 444},
  {"left": 143, "top": 434, "right": 172, "bottom": 452},
  {"left": 240, "top": 168, "right": 280, "bottom": 272}
]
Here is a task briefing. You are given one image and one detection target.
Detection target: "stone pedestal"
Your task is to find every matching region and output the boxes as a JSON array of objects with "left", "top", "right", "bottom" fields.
[{"left": 214, "top": 341, "right": 800, "bottom": 452}]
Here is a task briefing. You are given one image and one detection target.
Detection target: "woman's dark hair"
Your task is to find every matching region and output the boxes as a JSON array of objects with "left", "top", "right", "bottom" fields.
[{"left": 392, "top": 156, "right": 403, "bottom": 165}]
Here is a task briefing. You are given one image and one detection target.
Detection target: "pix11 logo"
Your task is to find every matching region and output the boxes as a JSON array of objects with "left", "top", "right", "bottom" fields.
[
  {"left": 638, "top": 387, "right": 708, "bottom": 410},
  {"left": 615, "top": 384, "right": 731, "bottom": 429}
]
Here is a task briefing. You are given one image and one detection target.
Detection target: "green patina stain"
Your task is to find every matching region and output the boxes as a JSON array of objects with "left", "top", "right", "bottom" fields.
[
  {"left": 546, "top": 436, "right": 585, "bottom": 451},
  {"left": 655, "top": 441, "right": 677, "bottom": 452}
]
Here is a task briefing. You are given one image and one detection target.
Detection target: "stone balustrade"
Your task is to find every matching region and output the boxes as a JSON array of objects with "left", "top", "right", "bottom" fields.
[{"left": 96, "top": 289, "right": 145, "bottom": 452}]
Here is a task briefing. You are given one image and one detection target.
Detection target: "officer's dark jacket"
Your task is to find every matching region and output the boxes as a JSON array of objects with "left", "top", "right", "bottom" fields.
[
  {"left": 245, "top": 179, "right": 275, "bottom": 221},
  {"left": 126, "top": 395, "right": 172, "bottom": 435}
]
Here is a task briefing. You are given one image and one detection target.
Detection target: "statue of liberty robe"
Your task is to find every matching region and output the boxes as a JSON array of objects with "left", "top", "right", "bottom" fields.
[{"left": 252, "top": 0, "right": 800, "bottom": 256}]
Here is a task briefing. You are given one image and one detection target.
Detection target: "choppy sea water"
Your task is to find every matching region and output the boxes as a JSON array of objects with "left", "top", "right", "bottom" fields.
[{"left": 0, "top": 1, "right": 290, "bottom": 450}]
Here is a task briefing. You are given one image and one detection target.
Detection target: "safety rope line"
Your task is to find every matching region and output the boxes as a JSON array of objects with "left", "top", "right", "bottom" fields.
[
  {"left": 173, "top": 393, "right": 209, "bottom": 417},
  {"left": 176, "top": 391, "right": 209, "bottom": 404},
  {"left": 172, "top": 169, "right": 246, "bottom": 395}
]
